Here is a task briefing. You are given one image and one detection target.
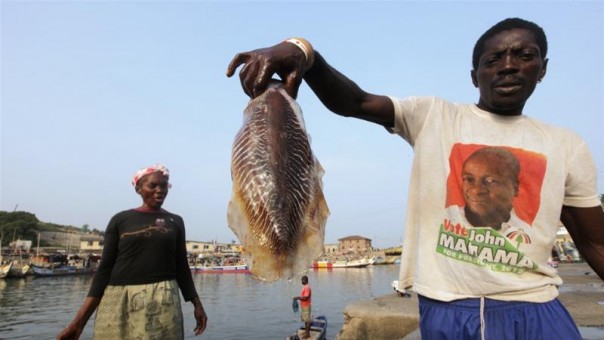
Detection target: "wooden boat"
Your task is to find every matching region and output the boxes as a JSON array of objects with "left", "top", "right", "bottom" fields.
[
  {"left": 311, "top": 259, "right": 333, "bottom": 269},
  {"left": 286, "top": 315, "right": 327, "bottom": 340},
  {"left": 8, "top": 262, "right": 31, "bottom": 278},
  {"left": 190, "top": 264, "right": 250, "bottom": 274},
  {"left": 332, "top": 257, "right": 374, "bottom": 268},
  {"left": 190, "top": 255, "right": 250, "bottom": 274},
  {"left": 5, "top": 251, "right": 33, "bottom": 278},
  {"left": 313, "top": 256, "right": 376, "bottom": 269},
  {"left": 30, "top": 264, "right": 97, "bottom": 277},
  {"left": 0, "top": 262, "right": 12, "bottom": 279},
  {"left": 312, "top": 255, "right": 377, "bottom": 269},
  {"left": 0, "top": 237, "right": 9, "bottom": 279}
]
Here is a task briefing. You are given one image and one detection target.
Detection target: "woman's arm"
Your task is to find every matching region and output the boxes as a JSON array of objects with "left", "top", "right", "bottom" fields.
[{"left": 56, "top": 297, "right": 101, "bottom": 340}]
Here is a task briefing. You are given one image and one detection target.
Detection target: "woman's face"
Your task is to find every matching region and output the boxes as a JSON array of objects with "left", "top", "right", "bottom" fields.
[{"left": 136, "top": 171, "right": 170, "bottom": 210}]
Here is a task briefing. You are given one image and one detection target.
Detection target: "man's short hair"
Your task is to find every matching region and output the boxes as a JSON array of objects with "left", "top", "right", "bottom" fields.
[
  {"left": 465, "top": 147, "right": 521, "bottom": 186},
  {"left": 472, "top": 18, "right": 548, "bottom": 70}
]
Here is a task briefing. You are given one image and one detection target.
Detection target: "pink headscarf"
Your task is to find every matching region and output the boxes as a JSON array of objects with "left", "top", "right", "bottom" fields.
[{"left": 131, "top": 164, "right": 170, "bottom": 187}]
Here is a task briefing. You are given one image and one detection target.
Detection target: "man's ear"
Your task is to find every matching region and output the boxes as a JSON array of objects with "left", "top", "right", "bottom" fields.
[
  {"left": 135, "top": 186, "right": 141, "bottom": 194},
  {"left": 471, "top": 69, "right": 478, "bottom": 88},
  {"left": 539, "top": 58, "right": 548, "bottom": 82}
]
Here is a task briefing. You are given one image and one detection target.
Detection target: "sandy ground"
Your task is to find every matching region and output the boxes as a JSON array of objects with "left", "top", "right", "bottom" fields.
[{"left": 557, "top": 262, "right": 604, "bottom": 327}]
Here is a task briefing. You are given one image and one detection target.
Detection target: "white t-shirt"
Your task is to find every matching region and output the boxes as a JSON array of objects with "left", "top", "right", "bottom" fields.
[
  {"left": 446, "top": 206, "right": 533, "bottom": 241},
  {"left": 390, "top": 96, "right": 599, "bottom": 302}
]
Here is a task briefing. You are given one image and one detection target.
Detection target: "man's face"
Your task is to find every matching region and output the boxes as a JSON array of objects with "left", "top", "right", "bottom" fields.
[
  {"left": 462, "top": 156, "right": 518, "bottom": 229},
  {"left": 136, "top": 172, "right": 170, "bottom": 210},
  {"left": 471, "top": 28, "right": 547, "bottom": 116}
]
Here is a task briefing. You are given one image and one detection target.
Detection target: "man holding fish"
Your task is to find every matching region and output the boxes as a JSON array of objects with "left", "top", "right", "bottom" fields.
[{"left": 227, "top": 18, "right": 604, "bottom": 339}]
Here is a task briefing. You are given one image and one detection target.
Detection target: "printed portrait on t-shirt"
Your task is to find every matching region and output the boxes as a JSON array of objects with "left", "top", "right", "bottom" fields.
[{"left": 437, "top": 143, "right": 547, "bottom": 273}]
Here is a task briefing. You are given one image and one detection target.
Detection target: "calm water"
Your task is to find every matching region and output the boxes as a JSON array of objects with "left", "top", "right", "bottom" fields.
[{"left": 0, "top": 265, "right": 400, "bottom": 340}]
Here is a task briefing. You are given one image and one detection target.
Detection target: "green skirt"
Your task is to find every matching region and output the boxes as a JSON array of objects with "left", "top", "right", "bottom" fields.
[{"left": 93, "top": 280, "right": 183, "bottom": 340}]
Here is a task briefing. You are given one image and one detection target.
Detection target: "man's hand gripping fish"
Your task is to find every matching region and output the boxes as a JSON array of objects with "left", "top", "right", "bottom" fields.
[{"left": 227, "top": 81, "right": 329, "bottom": 281}]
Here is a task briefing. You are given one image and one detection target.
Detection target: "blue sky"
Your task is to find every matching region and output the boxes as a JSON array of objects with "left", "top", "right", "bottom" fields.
[{"left": 1, "top": 1, "right": 602, "bottom": 249}]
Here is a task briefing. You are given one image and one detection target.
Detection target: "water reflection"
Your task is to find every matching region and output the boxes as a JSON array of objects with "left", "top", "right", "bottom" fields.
[
  {"left": 0, "top": 266, "right": 400, "bottom": 340},
  {"left": 0, "top": 276, "right": 94, "bottom": 339}
]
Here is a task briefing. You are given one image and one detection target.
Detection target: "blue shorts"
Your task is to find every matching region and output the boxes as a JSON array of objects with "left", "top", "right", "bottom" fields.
[{"left": 418, "top": 295, "right": 581, "bottom": 340}]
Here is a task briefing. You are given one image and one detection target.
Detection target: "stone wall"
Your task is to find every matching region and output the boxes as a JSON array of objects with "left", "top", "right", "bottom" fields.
[
  {"left": 336, "top": 293, "right": 419, "bottom": 340},
  {"left": 336, "top": 263, "right": 604, "bottom": 340}
]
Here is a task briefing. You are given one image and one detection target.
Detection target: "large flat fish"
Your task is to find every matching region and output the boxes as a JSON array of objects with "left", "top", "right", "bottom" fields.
[{"left": 227, "top": 82, "right": 329, "bottom": 281}]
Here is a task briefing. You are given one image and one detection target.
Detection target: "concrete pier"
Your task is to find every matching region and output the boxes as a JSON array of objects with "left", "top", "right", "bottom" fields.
[{"left": 336, "top": 263, "right": 604, "bottom": 339}]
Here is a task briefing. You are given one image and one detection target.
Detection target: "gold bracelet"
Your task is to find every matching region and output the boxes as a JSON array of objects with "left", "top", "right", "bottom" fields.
[{"left": 285, "top": 37, "right": 315, "bottom": 70}]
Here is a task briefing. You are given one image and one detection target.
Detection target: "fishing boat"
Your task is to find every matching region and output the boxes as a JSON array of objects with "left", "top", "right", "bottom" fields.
[
  {"left": 191, "top": 263, "right": 250, "bottom": 274},
  {"left": 30, "top": 253, "right": 100, "bottom": 277},
  {"left": 6, "top": 250, "right": 33, "bottom": 278},
  {"left": 286, "top": 315, "right": 327, "bottom": 340},
  {"left": 332, "top": 257, "right": 373, "bottom": 268},
  {"left": 311, "top": 259, "right": 333, "bottom": 269},
  {"left": 8, "top": 262, "right": 31, "bottom": 278},
  {"left": 312, "top": 256, "right": 376, "bottom": 269},
  {"left": 0, "top": 262, "right": 12, "bottom": 279},
  {"left": 0, "top": 237, "right": 11, "bottom": 279},
  {"left": 190, "top": 255, "right": 250, "bottom": 274},
  {"left": 30, "top": 263, "right": 97, "bottom": 277}
]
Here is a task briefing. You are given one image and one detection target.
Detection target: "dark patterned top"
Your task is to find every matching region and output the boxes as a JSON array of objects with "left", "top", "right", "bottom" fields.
[{"left": 88, "top": 209, "right": 198, "bottom": 301}]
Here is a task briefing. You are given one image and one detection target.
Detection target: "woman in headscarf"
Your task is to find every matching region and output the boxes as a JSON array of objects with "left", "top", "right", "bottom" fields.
[{"left": 57, "top": 164, "right": 207, "bottom": 339}]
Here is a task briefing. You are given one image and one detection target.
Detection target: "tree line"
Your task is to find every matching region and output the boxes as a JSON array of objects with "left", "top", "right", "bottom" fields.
[
  {"left": 1, "top": 195, "right": 601, "bottom": 248},
  {"left": 0, "top": 211, "right": 103, "bottom": 247}
]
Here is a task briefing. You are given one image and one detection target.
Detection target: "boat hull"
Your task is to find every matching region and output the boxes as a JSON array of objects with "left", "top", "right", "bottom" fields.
[
  {"left": 331, "top": 260, "right": 371, "bottom": 268},
  {"left": 287, "top": 315, "right": 327, "bottom": 340},
  {"left": 0, "top": 262, "right": 12, "bottom": 279},
  {"left": 190, "top": 265, "right": 250, "bottom": 274},
  {"left": 8, "top": 263, "right": 31, "bottom": 278},
  {"left": 30, "top": 264, "right": 97, "bottom": 277},
  {"left": 311, "top": 261, "right": 333, "bottom": 269},
  {"left": 312, "top": 256, "right": 376, "bottom": 269}
]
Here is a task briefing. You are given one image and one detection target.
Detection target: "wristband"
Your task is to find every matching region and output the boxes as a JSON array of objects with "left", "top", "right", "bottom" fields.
[{"left": 285, "top": 37, "right": 315, "bottom": 70}]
